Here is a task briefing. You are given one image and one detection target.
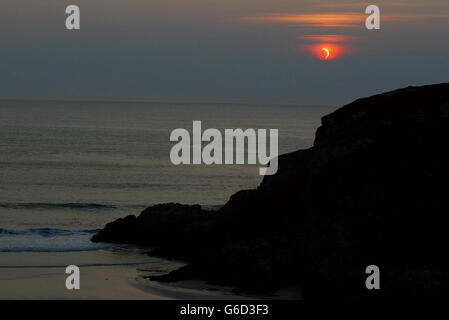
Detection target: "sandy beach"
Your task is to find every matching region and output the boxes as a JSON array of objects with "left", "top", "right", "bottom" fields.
[
  {"left": 0, "top": 249, "right": 163, "bottom": 299},
  {"left": 0, "top": 249, "right": 278, "bottom": 300}
]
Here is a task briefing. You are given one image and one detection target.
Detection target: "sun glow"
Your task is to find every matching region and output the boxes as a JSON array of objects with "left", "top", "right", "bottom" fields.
[
  {"left": 322, "top": 47, "right": 330, "bottom": 59},
  {"left": 300, "top": 34, "right": 349, "bottom": 60},
  {"left": 305, "top": 44, "right": 345, "bottom": 60}
]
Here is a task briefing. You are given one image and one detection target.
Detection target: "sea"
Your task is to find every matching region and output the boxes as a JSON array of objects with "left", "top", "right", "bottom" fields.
[{"left": 0, "top": 100, "right": 334, "bottom": 253}]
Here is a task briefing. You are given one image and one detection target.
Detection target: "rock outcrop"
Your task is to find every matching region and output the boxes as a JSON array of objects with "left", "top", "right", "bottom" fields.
[
  {"left": 92, "top": 203, "right": 217, "bottom": 260},
  {"left": 93, "top": 83, "right": 449, "bottom": 298}
]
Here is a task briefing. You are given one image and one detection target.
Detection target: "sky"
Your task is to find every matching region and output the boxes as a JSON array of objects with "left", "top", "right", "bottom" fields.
[{"left": 1, "top": 0, "right": 448, "bottom": 105}]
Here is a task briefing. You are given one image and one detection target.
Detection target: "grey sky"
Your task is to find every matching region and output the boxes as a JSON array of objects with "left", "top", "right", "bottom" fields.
[{"left": 1, "top": 0, "right": 448, "bottom": 105}]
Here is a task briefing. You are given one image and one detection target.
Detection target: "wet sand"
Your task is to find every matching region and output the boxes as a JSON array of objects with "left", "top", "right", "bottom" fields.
[{"left": 0, "top": 249, "right": 268, "bottom": 299}]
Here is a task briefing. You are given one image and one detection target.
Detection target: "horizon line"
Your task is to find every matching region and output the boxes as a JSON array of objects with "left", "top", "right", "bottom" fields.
[{"left": 0, "top": 97, "right": 335, "bottom": 108}]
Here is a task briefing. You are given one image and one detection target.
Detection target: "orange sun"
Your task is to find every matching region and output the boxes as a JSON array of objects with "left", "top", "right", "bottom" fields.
[
  {"left": 305, "top": 44, "right": 345, "bottom": 60},
  {"left": 322, "top": 47, "right": 330, "bottom": 59}
]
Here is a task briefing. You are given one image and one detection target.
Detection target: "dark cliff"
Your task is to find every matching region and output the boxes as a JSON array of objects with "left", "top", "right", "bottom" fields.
[{"left": 93, "top": 83, "right": 449, "bottom": 298}]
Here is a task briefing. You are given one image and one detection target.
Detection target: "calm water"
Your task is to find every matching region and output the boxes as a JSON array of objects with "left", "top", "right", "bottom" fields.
[{"left": 0, "top": 100, "right": 333, "bottom": 251}]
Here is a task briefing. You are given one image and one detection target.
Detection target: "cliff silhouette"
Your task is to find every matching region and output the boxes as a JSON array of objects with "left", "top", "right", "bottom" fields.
[{"left": 93, "top": 83, "right": 449, "bottom": 298}]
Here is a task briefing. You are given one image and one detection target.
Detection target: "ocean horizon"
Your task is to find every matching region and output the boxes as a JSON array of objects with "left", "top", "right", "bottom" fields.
[{"left": 0, "top": 100, "right": 333, "bottom": 253}]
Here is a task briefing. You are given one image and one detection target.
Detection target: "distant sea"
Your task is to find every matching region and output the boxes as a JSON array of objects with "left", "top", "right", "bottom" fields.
[{"left": 0, "top": 100, "right": 334, "bottom": 252}]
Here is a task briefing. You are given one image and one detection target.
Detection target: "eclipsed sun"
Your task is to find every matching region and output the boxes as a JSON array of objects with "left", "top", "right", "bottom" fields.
[
  {"left": 305, "top": 44, "right": 345, "bottom": 60},
  {"left": 322, "top": 47, "right": 330, "bottom": 59}
]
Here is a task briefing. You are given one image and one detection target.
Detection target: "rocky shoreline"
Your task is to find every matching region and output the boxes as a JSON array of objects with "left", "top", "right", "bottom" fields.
[{"left": 93, "top": 83, "right": 449, "bottom": 298}]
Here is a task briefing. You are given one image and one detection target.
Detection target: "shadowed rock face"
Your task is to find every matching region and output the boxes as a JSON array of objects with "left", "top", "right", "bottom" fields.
[
  {"left": 92, "top": 203, "right": 217, "bottom": 260},
  {"left": 93, "top": 83, "right": 449, "bottom": 298}
]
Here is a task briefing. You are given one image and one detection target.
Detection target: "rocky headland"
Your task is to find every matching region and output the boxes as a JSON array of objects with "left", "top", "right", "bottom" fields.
[{"left": 92, "top": 83, "right": 449, "bottom": 298}]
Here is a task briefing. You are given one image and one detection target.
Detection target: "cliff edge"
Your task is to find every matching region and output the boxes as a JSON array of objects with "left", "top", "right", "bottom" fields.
[{"left": 93, "top": 83, "right": 449, "bottom": 298}]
